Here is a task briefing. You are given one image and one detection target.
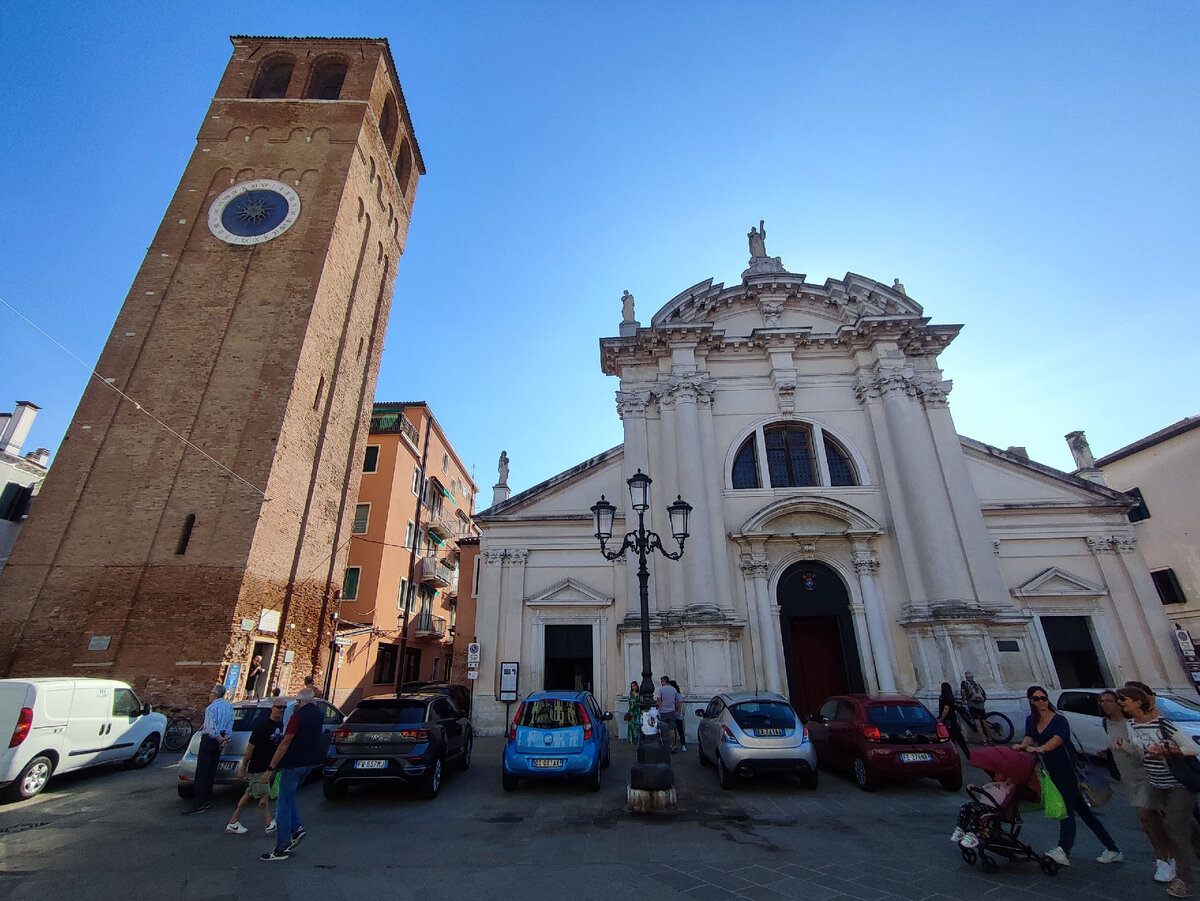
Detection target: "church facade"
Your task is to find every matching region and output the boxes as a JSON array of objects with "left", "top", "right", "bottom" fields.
[{"left": 469, "top": 230, "right": 1187, "bottom": 736}]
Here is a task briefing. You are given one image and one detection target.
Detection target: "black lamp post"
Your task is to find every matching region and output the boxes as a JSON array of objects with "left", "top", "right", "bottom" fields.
[{"left": 591, "top": 469, "right": 691, "bottom": 794}]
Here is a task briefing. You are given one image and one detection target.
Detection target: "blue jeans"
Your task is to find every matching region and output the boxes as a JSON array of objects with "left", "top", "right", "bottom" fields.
[{"left": 273, "top": 766, "right": 312, "bottom": 852}]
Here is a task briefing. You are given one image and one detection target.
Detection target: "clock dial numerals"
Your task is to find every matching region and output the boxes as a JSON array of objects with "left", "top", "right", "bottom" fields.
[{"left": 208, "top": 180, "right": 301, "bottom": 245}]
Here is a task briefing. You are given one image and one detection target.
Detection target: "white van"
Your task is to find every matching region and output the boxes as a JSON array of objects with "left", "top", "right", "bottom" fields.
[{"left": 0, "top": 678, "right": 167, "bottom": 801}]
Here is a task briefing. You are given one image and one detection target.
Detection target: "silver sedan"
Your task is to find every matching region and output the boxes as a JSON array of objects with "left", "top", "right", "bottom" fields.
[
  {"left": 694, "top": 691, "right": 818, "bottom": 790},
  {"left": 176, "top": 697, "right": 344, "bottom": 799}
]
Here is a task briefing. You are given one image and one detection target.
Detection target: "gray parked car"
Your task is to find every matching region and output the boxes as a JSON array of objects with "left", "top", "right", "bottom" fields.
[
  {"left": 176, "top": 697, "right": 345, "bottom": 799},
  {"left": 694, "top": 691, "right": 818, "bottom": 790}
]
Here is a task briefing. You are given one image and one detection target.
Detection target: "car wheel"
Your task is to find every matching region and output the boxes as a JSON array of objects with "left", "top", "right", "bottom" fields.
[
  {"left": 458, "top": 735, "right": 473, "bottom": 771},
  {"left": 322, "top": 779, "right": 347, "bottom": 800},
  {"left": 799, "top": 768, "right": 818, "bottom": 790},
  {"left": 853, "top": 757, "right": 876, "bottom": 792},
  {"left": 501, "top": 770, "right": 518, "bottom": 792},
  {"left": 418, "top": 757, "right": 443, "bottom": 799},
  {"left": 177, "top": 784, "right": 196, "bottom": 801},
  {"left": 588, "top": 763, "right": 602, "bottom": 792},
  {"left": 698, "top": 739, "right": 713, "bottom": 767},
  {"left": 127, "top": 734, "right": 160, "bottom": 769},
  {"left": 940, "top": 773, "right": 963, "bottom": 791},
  {"left": 717, "top": 752, "right": 736, "bottom": 790},
  {"left": 5, "top": 755, "right": 53, "bottom": 801}
]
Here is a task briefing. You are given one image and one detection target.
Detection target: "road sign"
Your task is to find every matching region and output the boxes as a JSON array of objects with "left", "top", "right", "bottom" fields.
[{"left": 467, "top": 642, "right": 481, "bottom": 667}]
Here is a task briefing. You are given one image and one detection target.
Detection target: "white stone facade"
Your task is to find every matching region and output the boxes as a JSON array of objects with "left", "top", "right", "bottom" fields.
[{"left": 470, "top": 254, "right": 1187, "bottom": 736}]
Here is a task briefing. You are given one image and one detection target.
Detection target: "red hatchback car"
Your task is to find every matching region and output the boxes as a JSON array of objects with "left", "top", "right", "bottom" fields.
[{"left": 806, "top": 694, "right": 962, "bottom": 792}]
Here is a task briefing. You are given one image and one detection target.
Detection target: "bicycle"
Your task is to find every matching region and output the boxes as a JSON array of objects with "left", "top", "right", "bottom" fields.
[
  {"left": 160, "top": 707, "right": 195, "bottom": 753},
  {"left": 954, "top": 700, "right": 1014, "bottom": 744}
]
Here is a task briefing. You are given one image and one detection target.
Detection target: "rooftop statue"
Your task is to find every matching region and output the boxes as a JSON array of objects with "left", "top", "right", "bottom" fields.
[
  {"left": 497, "top": 450, "right": 509, "bottom": 487},
  {"left": 748, "top": 220, "right": 767, "bottom": 258},
  {"left": 621, "top": 290, "right": 635, "bottom": 323}
]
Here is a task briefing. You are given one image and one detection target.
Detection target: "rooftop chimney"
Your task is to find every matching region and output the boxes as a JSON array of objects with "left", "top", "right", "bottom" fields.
[{"left": 0, "top": 402, "right": 40, "bottom": 456}]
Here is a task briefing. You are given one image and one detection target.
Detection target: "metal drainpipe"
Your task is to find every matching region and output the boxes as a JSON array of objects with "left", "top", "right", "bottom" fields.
[{"left": 397, "top": 410, "right": 433, "bottom": 690}]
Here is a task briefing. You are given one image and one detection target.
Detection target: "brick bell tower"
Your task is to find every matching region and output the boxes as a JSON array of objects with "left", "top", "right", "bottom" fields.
[{"left": 0, "top": 37, "right": 424, "bottom": 708}]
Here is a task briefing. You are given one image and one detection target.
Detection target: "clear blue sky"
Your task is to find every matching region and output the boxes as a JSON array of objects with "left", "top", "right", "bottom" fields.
[{"left": 2, "top": 2, "right": 1197, "bottom": 501}]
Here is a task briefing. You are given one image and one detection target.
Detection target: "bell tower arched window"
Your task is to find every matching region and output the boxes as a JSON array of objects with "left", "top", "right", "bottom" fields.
[
  {"left": 307, "top": 60, "right": 347, "bottom": 100},
  {"left": 250, "top": 59, "right": 294, "bottom": 99}
]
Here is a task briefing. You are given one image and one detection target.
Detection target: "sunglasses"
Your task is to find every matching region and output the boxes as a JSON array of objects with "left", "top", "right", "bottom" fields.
[
  {"left": 272, "top": 705, "right": 287, "bottom": 710},
  {"left": 1030, "top": 695, "right": 1049, "bottom": 702}
]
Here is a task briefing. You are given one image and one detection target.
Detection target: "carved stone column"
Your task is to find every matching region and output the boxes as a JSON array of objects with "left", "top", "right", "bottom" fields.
[
  {"left": 669, "top": 374, "right": 720, "bottom": 617},
  {"left": 617, "top": 390, "right": 656, "bottom": 620},
  {"left": 655, "top": 388, "right": 685, "bottom": 615},
  {"left": 851, "top": 546, "right": 897, "bottom": 692},
  {"left": 502, "top": 549, "right": 528, "bottom": 674},
  {"left": 740, "top": 554, "right": 783, "bottom": 694},
  {"left": 1090, "top": 534, "right": 1174, "bottom": 685}
]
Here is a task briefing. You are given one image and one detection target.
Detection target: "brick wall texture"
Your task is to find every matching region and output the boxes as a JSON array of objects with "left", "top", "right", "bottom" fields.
[{"left": 0, "top": 38, "right": 422, "bottom": 717}]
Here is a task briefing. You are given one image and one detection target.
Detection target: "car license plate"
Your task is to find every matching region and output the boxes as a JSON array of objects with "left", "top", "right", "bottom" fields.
[
  {"left": 218, "top": 761, "right": 236, "bottom": 771},
  {"left": 532, "top": 758, "right": 563, "bottom": 769},
  {"left": 899, "top": 752, "right": 932, "bottom": 763},
  {"left": 755, "top": 728, "right": 784, "bottom": 737},
  {"left": 354, "top": 759, "right": 388, "bottom": 770}
]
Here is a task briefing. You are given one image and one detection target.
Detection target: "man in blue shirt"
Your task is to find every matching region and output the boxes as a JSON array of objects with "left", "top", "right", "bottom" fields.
[
  {"left": 259, "top": 688, "right": 324, "bottom": 861},
  {"left": 183, "top": 683, "right": 234, "bottom": 815}
]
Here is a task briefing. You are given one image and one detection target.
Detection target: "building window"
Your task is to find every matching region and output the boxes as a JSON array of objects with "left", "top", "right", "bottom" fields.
[
  {"left": 307, "top": 60, "right": 347, "bottom": 100},
  {"left": 363, "top": 445, "right": 380, "bottom": 473},
  {"left": 442, "top": 452, "right": 449, "bottom": 473},
  {"left": 765, "top": 425, "right": 815, "bottom": 487},
  {"left": 342, "top": 566, "right": 361, "bottom": 600},
  {"left": 398, "top": 578, "right": 409, "bottom": 611},
  {"left": 396, "top": 138, "right": 413, "bottom": 198},
  {"left": 472, "top": 556, "right": 480, "bottom": 598},
  {"left": 405, "top": 520, "right": 416, "bottom": 549},
  {"left": 250, "top": 59, "right": 294, "bottom": 99},
  {"left": 730, "top": 422, "right": 860, "bottom": 489},
  {"left": 1126, "top": 487, "right": 1151, "bottom": 523},
  {"left": 175, "top": 514, "right": 196, "bottom": 555},
  {"left": 378, "top": 94, "right": 399, "bottom": 153},
  {"left": 374, "top": 644, "right": 398, "bottom": 684},
  {"left": 351, "top": 504, "right": 370, "bottom": 534},
  {"left": 1153, "top": 568, "right": 1188, "bottom": 606},
  {"left": 431, "top": 657, "right": 441, "bottom": 680},
  {"left": 412, "top": 466, "right": 421, "bottom": 495},
  {"left": 0, "top": 482, "right": 34, "bottom": 522}
]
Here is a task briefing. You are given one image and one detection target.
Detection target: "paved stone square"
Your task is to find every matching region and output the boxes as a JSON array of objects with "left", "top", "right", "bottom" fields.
[{"left": 0, "top": 737, "right": 1168, "bottom": 900}]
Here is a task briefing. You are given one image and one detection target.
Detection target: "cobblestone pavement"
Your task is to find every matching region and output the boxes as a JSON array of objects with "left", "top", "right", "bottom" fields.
[{"left": 0, "top": 736, "right": 1170, "bottom": 900}]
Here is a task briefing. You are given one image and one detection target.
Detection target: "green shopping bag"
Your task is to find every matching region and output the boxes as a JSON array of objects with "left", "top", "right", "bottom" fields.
[
  {"left": 269, "top": 771, "right": 281, "bottom": 801},
  {"left": 1039, "top": 767, "right": 1067, "bottom": 819}
]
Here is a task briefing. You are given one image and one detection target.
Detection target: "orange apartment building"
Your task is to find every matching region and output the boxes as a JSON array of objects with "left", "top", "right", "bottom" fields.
[{"left": 327, "top": 403, "right": 478, "bottom": 708}]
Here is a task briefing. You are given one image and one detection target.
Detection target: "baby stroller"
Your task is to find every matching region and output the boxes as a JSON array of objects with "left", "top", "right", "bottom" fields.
[{"left": 956, "top": 746, "right": 1060, "bottom": 877}]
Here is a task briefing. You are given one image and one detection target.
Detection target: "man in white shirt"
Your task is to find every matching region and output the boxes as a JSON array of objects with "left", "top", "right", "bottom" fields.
[
  {"left": 183, "top": 683, "right": 234, "bottom": 815},
  {"left": 654, "top": 676, "right": 680, "bottom": 752}
]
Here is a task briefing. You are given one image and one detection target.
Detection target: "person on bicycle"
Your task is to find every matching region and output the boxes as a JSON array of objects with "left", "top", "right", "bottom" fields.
[{"left": 960, "top": 672, "right": 990, "bottom": 745}]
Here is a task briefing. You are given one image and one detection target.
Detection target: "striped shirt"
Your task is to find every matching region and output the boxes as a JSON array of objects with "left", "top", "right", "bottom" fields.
[{"left": 1128, "top": 717, "right": 1188, "bottom": 788}]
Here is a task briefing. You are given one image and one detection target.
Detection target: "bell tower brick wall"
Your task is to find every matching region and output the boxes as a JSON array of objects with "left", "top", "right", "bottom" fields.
[{"left": 0, "top": 37, "right": 423, "bottom": 714}]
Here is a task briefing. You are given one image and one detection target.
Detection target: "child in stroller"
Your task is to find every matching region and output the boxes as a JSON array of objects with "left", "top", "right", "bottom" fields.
[{"left": 950, "top": 746, "right": 1061, "bottom": 876}]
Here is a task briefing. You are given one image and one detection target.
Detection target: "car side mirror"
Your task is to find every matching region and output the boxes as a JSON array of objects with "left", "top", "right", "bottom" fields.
[
  {"left": 603, "top": 712, "right": 613, "bottom": 721},
  {"left": 141, "top": 703, "right": 152, "bottom": 717},
  {"left": 694, "top": 709, "right": 706, "bottom": 719}
]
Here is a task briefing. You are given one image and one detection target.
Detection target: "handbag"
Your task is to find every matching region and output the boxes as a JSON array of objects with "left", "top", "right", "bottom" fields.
[
  {"left": 1072, "top": 733, "right": 1113, "bottom": 808},
  {"left": 1039, "top": 766, "right": 1068, "bottom": 819},
  {"left": 269, "top": 770, "right": 282, "bottom": 801},
  {"left": 623, "top": 712, "right": 631, "bottom": 722},
  {"left": 1161, "top": 719, "right": 1200, "bottom": 792}
]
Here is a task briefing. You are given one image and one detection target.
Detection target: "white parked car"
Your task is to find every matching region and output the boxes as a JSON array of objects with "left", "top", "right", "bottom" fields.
[
  {"left": 0, "top": 678, "right": 166, "bottom": 801},
  {"left": 1055, "top": 688, "right": 1200, "bottom": 756}
]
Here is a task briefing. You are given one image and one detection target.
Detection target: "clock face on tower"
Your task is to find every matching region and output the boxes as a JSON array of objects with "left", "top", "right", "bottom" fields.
[{"left": 207, "top": 179, "right": 301, "bottom": 245}]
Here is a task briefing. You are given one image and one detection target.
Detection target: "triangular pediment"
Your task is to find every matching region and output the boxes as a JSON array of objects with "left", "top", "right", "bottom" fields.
[
  {"left": 1013, "top": 567, "right": 1104, "bottom": 599},
  {"left": 525, "top": 578, "right": 613, "bottom": 608}
]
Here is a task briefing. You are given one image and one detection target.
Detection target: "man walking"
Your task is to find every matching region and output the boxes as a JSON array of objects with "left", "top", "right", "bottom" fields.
[
  {"left": 225, "top": 700, "right": 285, "bottom": 835},
  {"left": 655, "top": 676, "right": 680, "bottom": 753},
  {"left": 260, "top": 688, "right": 324, "bottom": 861},
  {"left": 183, "top": 683, "right": 233, "bottom": 815},
  {"left": 960, "top": 671, "right": 990, "bottom": 744}
]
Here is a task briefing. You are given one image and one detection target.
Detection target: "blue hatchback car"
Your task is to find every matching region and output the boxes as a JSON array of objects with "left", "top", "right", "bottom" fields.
[{"left": 501, "top": 691, "right": 613, "bottom": 792}]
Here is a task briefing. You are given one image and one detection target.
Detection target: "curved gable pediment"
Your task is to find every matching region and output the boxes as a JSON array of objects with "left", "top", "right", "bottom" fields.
[{"left": 735, "top": 496, "right": 883, "bottom": 537}]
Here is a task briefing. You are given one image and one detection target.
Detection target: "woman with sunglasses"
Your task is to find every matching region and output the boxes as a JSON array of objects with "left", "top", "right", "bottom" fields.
[{"left": 1013, "top": 685, "right": 1122, "bottom": 868}]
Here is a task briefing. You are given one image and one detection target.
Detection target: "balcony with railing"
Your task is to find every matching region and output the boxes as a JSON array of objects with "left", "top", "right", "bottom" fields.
[
  {"left": 425, "top": 507, "right": 455, "bottom": 541},
  {"left": 418, "top": 555, "right": 452, "bottom": 588},
  {"left": 370, "top": 409, "right": 420, "bottom": 447},
  {"left": 414, "top": 613, "right": 446, "bottom": 638}
]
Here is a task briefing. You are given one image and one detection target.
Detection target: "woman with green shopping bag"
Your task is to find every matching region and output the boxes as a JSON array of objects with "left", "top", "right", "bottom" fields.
[{"left": 1013, "top": 685, "right": 1122, "bottom": 868}]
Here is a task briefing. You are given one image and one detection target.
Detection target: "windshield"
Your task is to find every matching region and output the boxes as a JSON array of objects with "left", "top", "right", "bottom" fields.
[
  {"left": 866, "top": 703, "right": 936, "bottom": 729},
  {"left": 729, "top": 701, "right": 796, "bottom": 730},
  {"left": 1158, "top": 697, "right": 1200, "bottom": 722},
  {"left": 519, "top": 699, "right": 581, "bottom": 729},
  {"left": 346, "top": 701, "right": 426, "bottom": 725},
  {"left": 233, "top": 706, "right": 276, "bottom": 732}
]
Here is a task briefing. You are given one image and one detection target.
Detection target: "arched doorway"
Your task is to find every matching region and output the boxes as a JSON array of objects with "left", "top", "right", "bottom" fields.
[{"left": 777, "top": 560, "right": 865, "bottom": 716}]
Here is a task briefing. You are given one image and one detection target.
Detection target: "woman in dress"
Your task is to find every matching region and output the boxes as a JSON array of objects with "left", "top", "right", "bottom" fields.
[
  {"left": 937, "top": 682, "right": 970, "bottom": 760},
  {"left": 626, "top": 681, "right": 640, "bottom": 744},
  {"left": 1013, "top": 684, "right": 1122, "bottom": 868},
  {"left": 1116, "top": 685, "right": 1199, "bottom": 898}
]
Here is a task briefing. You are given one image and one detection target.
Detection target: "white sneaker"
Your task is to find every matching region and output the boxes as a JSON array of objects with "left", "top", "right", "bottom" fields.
[
  {"left": 1156, "top": 859, "right": 1178, "bottom": 883},
  {"left": 950, "top": 827, "right": 965, "bottom": 843},
  {"left": 225, "top": 822, "right": 248, "bottom": 835},
  {"left": 959, "top": 833, "right": 980, "bottom": 849},
  {"left": 1096, "top": 849, "right": 1124, "bottom": 864},
  {"left": 265, "top": 819, "right": 277, "bottom": 835},
  {"left": 1045, "top": 846, "right": 1070, "bottom": 867}
]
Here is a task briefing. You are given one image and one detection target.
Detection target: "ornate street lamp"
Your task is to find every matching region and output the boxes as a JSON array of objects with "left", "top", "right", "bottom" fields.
[{"left": 591, "top": 469, "right": 691, "bottom": 798}]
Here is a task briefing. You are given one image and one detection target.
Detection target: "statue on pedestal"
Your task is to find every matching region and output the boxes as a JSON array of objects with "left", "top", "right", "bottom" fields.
[
  {"left": 497, "top": 450, "right": 509, "bottom": 487},
  {"left": 748, "top": 220, "right": 767, "bottom": 258}
]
